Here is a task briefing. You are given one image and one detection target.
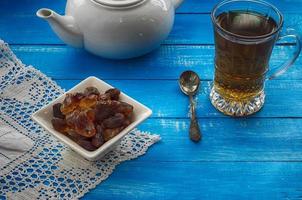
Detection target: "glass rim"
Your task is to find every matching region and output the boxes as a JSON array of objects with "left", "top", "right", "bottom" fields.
[{"left": 211, "top": 0, "right": 284, "bottom": 40}]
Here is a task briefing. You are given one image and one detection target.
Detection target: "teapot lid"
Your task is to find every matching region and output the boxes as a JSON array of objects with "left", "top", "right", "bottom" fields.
[{"left": 92, "top": 0, "right": 144, "bottom": 7}]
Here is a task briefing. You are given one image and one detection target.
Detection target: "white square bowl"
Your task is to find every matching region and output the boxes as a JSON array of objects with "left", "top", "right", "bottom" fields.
[{"left": 32, "top": 76, "right": 152, "bottom": 161}]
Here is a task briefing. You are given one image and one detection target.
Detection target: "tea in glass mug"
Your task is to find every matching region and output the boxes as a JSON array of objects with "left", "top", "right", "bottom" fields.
[{"left": 210, "top": 0, "right": 301, "bottom": 116}]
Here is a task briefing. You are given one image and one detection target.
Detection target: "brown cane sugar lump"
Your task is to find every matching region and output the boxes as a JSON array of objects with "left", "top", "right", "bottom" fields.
[
  {"left": 105, "top": 88, "right": 120, "bottom": 100},
  {"left": 116, "top": 102, "right": 133, "bottom": 118},
  {"left": 102, "top": 126, "right": 125, "bottom": 142},
  {"left": 51, "top": 117, "right": 70, "bottom": 133},
  {"left": 52, "top": 103, "right": 65, "bottom": 119},
  {"left": 102, "top": 113, "right": 126, "bottom": 129},
  {"left": 78, "top": 93, "right": 98, "bottom": 110},
  {"left": 66, "top": 109, "right": 96, "bottom": 138},
  {"left": 84, "top": 87, "right": 100, "bottom": 96},
  {"left": 60, "top": 93, "right": 85, "bottom": 115},
  {"left": 77, "top": 139, "right": 97, "bottom": 151},
  {"left": 91, "top": 125, "right": 105, "bottom": 148}
]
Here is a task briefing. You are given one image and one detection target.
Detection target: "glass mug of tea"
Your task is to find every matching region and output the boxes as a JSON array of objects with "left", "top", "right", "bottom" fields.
[{"left": 210, "top": 0, "right": 301, "bottom": 116}]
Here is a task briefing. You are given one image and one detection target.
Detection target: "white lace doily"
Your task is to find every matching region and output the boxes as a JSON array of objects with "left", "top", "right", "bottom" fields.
[{"left": 0, "top": 40, "right": 160, "bottom": 200}]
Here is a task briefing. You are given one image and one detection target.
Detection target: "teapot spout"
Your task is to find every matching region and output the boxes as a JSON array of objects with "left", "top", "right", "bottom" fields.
[
  {"left": 37, "top": 8, "right": 83, "bottom": 48},
  {"left": 172, "top": 0, "right": 184, "bottom": 9}
]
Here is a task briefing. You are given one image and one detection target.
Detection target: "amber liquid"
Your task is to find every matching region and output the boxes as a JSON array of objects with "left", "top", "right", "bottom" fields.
[{"left": 214, "top": 11, "right": 278, "bottom": 100}]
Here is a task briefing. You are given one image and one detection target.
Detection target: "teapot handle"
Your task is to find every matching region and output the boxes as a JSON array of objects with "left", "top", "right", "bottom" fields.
[{"left": 172, "top": 0, "right": 184, "bottom": 9}]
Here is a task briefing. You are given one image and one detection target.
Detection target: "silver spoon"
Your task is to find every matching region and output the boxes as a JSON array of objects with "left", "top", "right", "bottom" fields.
[{"left": 179, "top": 70, "right": 202, "bottom": 142}]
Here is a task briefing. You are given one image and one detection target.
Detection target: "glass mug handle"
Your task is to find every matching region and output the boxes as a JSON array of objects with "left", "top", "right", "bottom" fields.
[{"left": 267, "top": 28, "right": 302, "bottom": 80}]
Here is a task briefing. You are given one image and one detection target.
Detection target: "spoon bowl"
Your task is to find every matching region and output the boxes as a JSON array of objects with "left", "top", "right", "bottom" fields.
[
  {"left": 179, "top": 71, "right": 201, "bottom": 95},
  {"left": 179, "top": 70, "right": 202, "bottom": 142}
]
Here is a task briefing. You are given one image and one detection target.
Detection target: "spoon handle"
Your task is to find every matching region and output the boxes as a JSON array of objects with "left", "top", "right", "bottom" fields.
[{"left": 189, "top": 95, "right": 202, "bottom": 142}]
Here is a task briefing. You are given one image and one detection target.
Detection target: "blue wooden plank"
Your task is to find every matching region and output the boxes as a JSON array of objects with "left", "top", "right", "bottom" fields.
[
  {"left": 81, "top": 162, "right": 302, "bottom": 200},
  {"left": 13, "top": 45, "right": 302, "bottom": 80},
  {"left": 1, "top": 14, "right": 301, "bottom": 45},
  {"left": 54, "top": 79, "right": 302, "bottom": 118},
  {"left": 130, "top": 118, "right": 302, "bottom": 162},
  {"left": 178, "top": 0, "right": 302, "bottom": 14},
  {"left": 1, "top": 0, "right": 301, "bottom": 14}
]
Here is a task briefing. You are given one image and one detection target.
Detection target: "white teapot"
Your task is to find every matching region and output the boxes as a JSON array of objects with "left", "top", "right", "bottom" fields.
[{"left": 37, "top": 0, "right": 183, "bottom": 59}]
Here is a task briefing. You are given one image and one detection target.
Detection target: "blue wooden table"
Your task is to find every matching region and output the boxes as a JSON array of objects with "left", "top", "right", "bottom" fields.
[{"left": 2, "top": 0, "right": 302, "bottom": 199}]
